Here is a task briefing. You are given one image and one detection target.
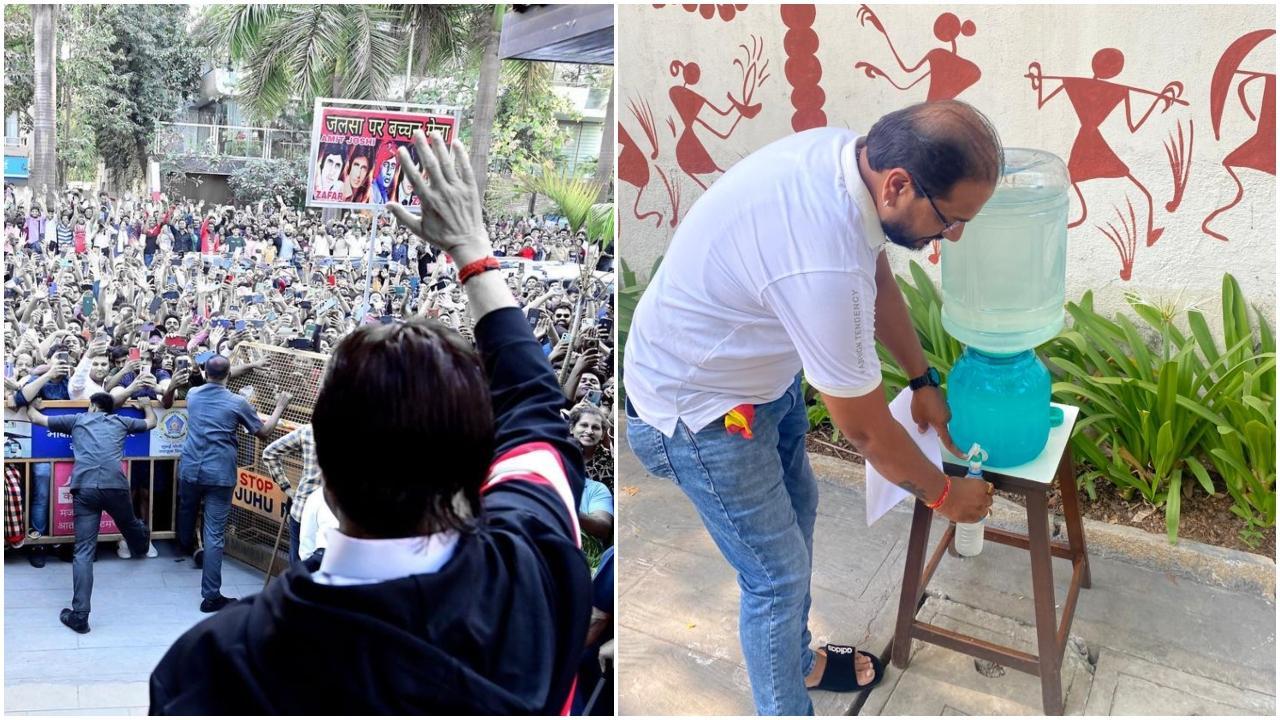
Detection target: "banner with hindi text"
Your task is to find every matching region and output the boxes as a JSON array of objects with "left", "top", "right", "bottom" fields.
[{"left": 306, "top": 100, "right": 461, "bottom": 211}]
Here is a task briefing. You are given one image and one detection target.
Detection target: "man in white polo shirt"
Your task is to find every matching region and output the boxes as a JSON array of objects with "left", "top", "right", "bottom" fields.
[{"left": 624, "top": 100, "right": 1002, "bottom": 715}]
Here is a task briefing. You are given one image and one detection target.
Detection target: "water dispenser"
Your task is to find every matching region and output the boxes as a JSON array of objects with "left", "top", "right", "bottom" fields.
[{"left": 943, "top": 148, "right": 1069, "bottom": 467}]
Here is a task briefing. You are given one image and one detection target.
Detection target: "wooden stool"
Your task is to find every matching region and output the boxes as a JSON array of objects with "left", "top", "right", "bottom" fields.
[{"left": 890, "top": 404, "right": 1090, "bottom": 716}]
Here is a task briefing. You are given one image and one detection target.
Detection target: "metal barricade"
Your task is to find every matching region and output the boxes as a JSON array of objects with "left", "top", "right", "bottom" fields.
[
  {"left": 4, "top": 342, "right": 325, "bottom": 576},
  {"left": 3, "top": 401, "right": 189, "bottom": 546},
  {"left": 222, "top": 342, "right": 328, "bottom": 574}
]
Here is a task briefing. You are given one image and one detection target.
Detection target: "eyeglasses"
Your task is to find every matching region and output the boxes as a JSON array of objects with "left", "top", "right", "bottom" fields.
[{"left": 907, "top": 172, "right": 964, "bottom": 236}]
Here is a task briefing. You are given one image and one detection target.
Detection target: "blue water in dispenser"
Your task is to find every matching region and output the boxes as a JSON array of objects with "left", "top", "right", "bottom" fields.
[{"left": 943, "top": 148, "right": 1069, "bottom": 467}]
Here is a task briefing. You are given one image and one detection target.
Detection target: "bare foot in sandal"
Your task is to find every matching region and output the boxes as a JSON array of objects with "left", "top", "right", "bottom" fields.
[{"left": 805, "top": 643, "right": 881, "bottom": 691}]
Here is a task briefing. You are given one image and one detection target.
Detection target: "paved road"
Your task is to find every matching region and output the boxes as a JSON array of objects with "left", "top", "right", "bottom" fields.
[
  {"left": 4, "top": 544, "right": 265, "bottom": 715},
  {"left": 617, "top": 420, "right": 1277, "bottom": 716}
]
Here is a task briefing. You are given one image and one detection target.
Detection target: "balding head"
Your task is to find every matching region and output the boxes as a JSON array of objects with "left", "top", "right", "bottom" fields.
[
  {"left": 205, "top": 354, "right": 231, "bottom": 381},
  {"left": 866, "top": 100, "right": 1004, "bottom": 199}
]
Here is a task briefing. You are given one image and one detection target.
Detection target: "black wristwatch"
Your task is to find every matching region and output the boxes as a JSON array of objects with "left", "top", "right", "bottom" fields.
[{"left": 908, "top": 367, "right": 941, "bottom": 391}]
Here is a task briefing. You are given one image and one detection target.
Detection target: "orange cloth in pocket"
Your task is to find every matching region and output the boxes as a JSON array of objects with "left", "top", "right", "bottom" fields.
[{"left": 724, "top": 404, "right": 756, "bottom": 439}]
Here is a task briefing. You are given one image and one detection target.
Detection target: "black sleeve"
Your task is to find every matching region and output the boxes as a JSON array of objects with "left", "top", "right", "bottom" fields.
[{"left": 474, "top": 306, "right": 585, "bottom": 509}]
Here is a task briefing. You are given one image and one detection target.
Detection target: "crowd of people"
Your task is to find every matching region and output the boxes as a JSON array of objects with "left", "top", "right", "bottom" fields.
[{"left": 1, "top": 135, "right": 616, "bottom": 713}]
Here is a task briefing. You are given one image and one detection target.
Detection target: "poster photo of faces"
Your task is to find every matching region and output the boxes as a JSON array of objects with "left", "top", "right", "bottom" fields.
[{"left": 311, "top": 141, "right": 377, "bottom": 205}]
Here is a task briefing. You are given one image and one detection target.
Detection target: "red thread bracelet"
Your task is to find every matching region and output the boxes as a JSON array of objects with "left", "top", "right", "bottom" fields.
[
  {"left": 926, "top": 476, "right": 951, "bottom": 510},
  {"left": 458, "top": 256, "right": 500, "bottom": 284}
]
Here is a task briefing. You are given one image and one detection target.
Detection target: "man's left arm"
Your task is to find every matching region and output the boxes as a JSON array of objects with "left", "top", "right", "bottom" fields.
[{"left": 872, "top": 250, "right": 965, "bottom": 457}]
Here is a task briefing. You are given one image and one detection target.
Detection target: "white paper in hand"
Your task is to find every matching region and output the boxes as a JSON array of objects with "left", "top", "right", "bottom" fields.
[{"left": 865, "top": 388, "right": 943, "bottom": 526}]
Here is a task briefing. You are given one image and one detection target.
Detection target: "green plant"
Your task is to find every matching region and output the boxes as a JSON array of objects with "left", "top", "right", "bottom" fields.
[
  {"left": 877, "top": 261, "right": 964, "bottom": 398},
  {"left": 581, "top": 533, "right": 605, "bottom": 572},
  {"left": 804, "top": 261, "right": 1275, "bottom": 546},
  {"left": 800, "top": 378, "right": 842, "bottom": 443},
  {"left": 1047, "top": 275, "right": 1274, "bottom": 543},
  {"left": 1050, "top": 299, "right": 1220, "bottom": 542},
  {"left": 586, "top": 203, "right": 615, "bottom": 252},
  {"left": 617, "top": 255, "right": 661, "bottom": 393},
  {"left": 1182, "top": 275, "right": 1276, "bottom": 543},
  {"left": 1210, "top": 368, "right": 1277, "bottom": 545},
  {"left": 517, "top": 163, "right": 603, "bottom": 235},
  {"left": 227, "top": 157, "right": 309, "bottom": 208}
]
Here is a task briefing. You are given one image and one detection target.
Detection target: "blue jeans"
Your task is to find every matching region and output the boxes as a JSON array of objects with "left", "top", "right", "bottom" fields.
[
  {"left": 287, "top": 514, "right": 301, "bottom": 566},
  {"left": 71, "top": 487, "right": 151, "bottom": 615},
  {"left": 176, "top": 481, "right": 234, "bottom": 600},
  {"left": 627, "top": 375, "right": 818, "bottom": 715},
  {"left": 30, "top": 463, "right": 51, "bottom": 536}
]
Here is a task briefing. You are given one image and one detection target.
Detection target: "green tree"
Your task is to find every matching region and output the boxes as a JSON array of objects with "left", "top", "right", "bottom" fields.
[
  {"left": 411, "top": 72, "right": 480, "bottom": 145},
  {"left": 3, "top": 4, "right": 34, "bottom": 131},
  {"left": 227, "top": 157, "right": 309, "bottom": 208},
  {"left": 56, "top": 5, "right": 115, "bottom": 184},
  {"left": 8, "top": 5, "right": 201, "bottom": 192},
  {"left": 194, "top": 5, "right": 402, "bottom": 121},
  {"left": 488, "top": 80, "right": 576, "bottom": 176},
  {"left": 198, "top": 4, "right": 517, "bottom": 202},
  {"left": 82, "top": 5, "right": 202, "bottom": 187}
]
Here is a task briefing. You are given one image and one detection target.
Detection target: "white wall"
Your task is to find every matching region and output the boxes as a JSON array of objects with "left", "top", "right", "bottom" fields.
[{"left": 617, "top": 4, "right": 1276, "bottom": 334}]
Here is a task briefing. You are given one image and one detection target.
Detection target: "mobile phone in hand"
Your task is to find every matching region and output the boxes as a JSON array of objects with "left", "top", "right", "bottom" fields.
[
  {"left": 128, "top": 347, "right": 141, "bottom": 362},
  {"left": 585, "top": 389, "right": 603, "bottom": 406}
]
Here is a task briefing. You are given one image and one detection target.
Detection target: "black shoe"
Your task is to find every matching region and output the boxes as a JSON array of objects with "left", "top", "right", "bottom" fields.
[
  {"left": 199, "top": 595, "right": 237, "bottom": 613},
  {"left": 28, "top": 546, "right": 47, "bottom": 568},
  {"left": 59, "top": 608, "right": 90, "bottom": 634},
  {"left": 192, "top": 548, "right": 204, "bottom": 569}
]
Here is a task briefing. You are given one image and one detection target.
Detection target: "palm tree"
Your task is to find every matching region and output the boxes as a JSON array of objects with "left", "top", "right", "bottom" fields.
[
  {"left": 402, "top": 4, "right": 503, "bottom": 204},
  {"left": 199, "top": 4, "right": 509, "bottom": 203},
  {"left": 194, "top": 5, "right": 402, "bottom": 121},
  {"left": 30, "top": 3, "right": 57, "bottom": 209}
]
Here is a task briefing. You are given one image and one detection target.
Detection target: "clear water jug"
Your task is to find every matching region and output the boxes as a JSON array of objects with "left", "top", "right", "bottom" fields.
[
  {"left": 947, "top": 348, "right": 1061, "bottom": 467},
  {"left": 941, "top": 148, "right": 1069, "bottom": 354}
]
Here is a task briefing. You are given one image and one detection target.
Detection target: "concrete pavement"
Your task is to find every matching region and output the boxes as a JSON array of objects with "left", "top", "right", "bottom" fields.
[
  {"left": 4, "top": 543, "right": 266, "bottom": 715},
  {"left": 617, "top": 421, "right": 1277, "bottom": 716}
]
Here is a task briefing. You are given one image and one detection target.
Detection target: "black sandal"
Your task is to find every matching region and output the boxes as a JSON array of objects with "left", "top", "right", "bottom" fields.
[{"left": 813, "top": 643, "right": 884, "bottom": 692}]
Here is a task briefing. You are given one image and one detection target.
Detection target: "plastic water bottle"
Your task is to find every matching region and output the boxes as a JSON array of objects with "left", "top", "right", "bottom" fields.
[
  {"left": 940, "top": 148, "right": 1069, "bottom": 354},
  {"left": 954, "top": 444, "right": 989, "bottom": 558},
  {"left": 947, "top": 347, "right": 1053, "bottom": 466}
]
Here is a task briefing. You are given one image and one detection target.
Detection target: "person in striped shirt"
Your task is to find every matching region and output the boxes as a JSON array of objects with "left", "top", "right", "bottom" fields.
[{"left": 259, "top": 423, "right": 321, "bottom": 564}]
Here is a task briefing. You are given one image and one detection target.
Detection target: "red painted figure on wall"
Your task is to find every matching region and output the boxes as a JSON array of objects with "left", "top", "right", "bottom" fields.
[
  {"left": 853, "top": 5, "right": 982, "bottom": 263},
  {"left": 853, "top": 5, "right": 982, "bottom": 102},
  {"left": 1026, "top": 49, "right": 1189, "bottom": 252},
  {"left": 1202, "top": 29, "right": 1275, "bottom": 242},
  {"left": 619, "top": 99, "right": 679, "bottom": 228},
  {"left": 667, "top": 36, "right": 769, "bottom": 190}
]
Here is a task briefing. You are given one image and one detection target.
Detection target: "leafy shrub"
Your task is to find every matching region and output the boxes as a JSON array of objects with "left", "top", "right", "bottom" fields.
[
  {"left": 811, "top": 261, "right": 1275, "bottom": 545},
  {"left": 877, "top": 261, "right": 964, "bottom": 398},
  {"left": 227, "top": 157, "right": 308, "bottom": 209},
  {"left": 617, "top": 255, "right": 661, "bottom": 394}
]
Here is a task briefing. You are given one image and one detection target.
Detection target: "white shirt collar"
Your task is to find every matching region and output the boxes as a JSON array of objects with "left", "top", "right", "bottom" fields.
[
  {"left": 842, "top": 135, "right": 888, "bottom": 255},
  {"left": 313, "top": 528, "right": 460, "bottom": 586}
]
